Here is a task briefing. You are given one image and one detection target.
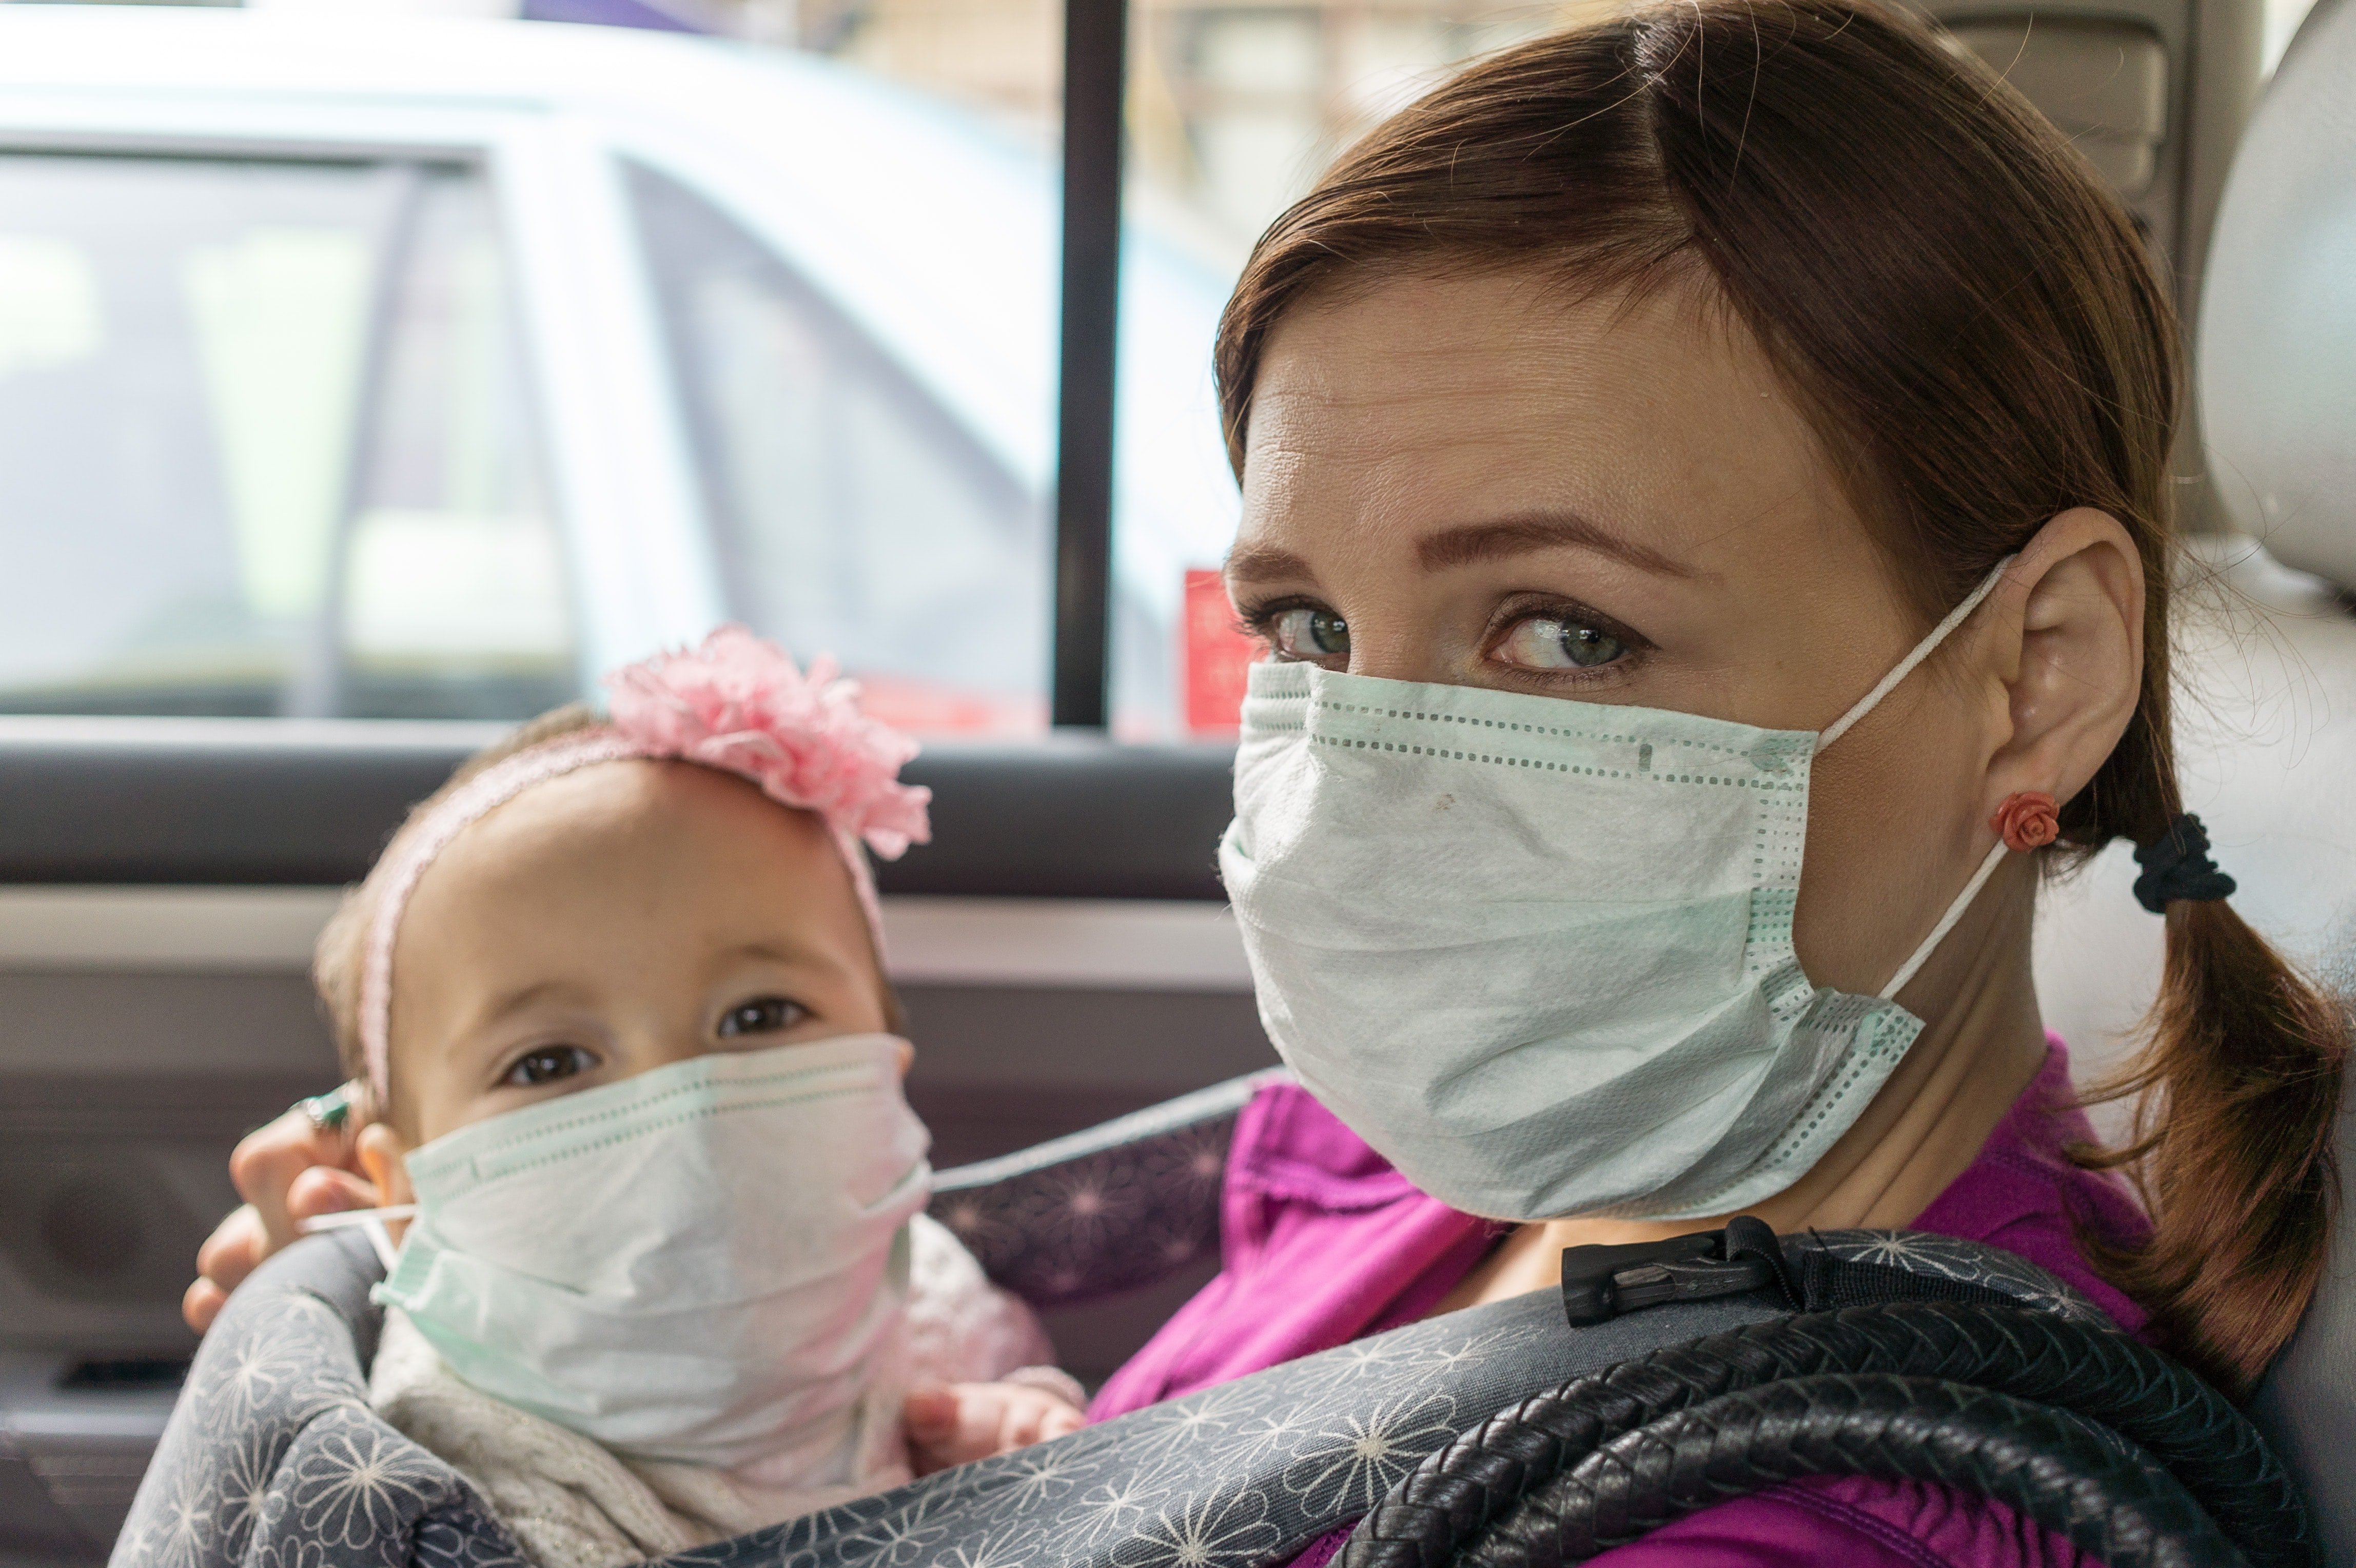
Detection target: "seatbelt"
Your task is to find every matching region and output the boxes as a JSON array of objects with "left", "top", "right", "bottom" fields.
[{"left": 1345, "top": 1220, "right": 2316, "bottom": 1568}]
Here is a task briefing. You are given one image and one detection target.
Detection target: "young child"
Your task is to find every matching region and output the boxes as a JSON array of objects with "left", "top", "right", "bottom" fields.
[{"left": 310, "top": 628, "right": 1085, "bottom": 1568}]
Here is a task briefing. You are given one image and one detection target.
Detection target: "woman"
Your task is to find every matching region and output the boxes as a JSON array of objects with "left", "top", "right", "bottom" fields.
[{"left": 191, "top": 1, "right": 2346, "bottom": 1560}]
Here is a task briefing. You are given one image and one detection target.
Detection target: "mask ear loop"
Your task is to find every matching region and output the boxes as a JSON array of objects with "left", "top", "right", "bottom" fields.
[
  {"left": 1804, "top": 557, "right": 2018, "bottom": 1001},
  {"left": 1817, "top": 557, "right": 2016, "bottom": 751},
  {"left": 298, "top": 1204, "right": 418, "bottom": 1271},
  {"left": 1877, "top": 840, "right": 2010, "bottom": 1000}
]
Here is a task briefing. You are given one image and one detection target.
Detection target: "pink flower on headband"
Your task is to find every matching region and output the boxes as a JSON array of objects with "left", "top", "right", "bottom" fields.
[{"left": 604, "top": 626, "right": 932, "bottom": 858}]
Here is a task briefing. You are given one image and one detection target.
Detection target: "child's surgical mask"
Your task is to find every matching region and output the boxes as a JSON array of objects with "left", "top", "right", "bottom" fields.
[
  {"left": 1220, "top": 561, "right": 2013, "bottom": 1222},
  {"left": 376, "top": 1033, "right": 930, "bottom": 1470}
]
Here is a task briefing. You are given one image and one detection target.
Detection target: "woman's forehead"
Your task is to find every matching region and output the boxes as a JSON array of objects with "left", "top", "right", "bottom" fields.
[{"left": 1235, "top": 270, "right": 1844, "bottom": 577}]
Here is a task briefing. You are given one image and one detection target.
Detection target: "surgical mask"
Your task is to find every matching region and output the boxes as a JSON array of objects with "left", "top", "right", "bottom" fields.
[
  {"left": 376, "top": 1033, "right": 931, "bottom": 1471},
  {"left": 1219, "top": 562, "right": 2012, "bottom": 1223}
]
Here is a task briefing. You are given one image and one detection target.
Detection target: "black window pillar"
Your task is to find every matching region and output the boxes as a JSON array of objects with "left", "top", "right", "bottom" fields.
[{"left": 1050, "top": 0, "right": 1127, "bottom": 729}]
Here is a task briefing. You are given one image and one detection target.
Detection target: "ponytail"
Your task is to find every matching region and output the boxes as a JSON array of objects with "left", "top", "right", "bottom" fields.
[
  {"left": 2076, "top": 887, "right": 2349, "bottom": 1398},
  {"left": 2062, "top": 577, "right": 2348, "bottom": 1399}
]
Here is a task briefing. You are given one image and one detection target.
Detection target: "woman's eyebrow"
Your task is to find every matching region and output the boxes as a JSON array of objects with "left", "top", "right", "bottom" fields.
[
  {"left": 1223, "top": 542, "right": 1316, "bottom": 585},
  {"left": 1417, "top": 512, "right": 1701, "bottom": 578},
  {"left": 730, "top": 939, "right": 824, "bottom": 968}
]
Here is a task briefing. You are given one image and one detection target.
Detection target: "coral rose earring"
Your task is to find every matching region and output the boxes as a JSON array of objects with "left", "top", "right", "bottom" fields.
[{"left": 1990, "top": 790, "right": 2060, "bottom": 851}]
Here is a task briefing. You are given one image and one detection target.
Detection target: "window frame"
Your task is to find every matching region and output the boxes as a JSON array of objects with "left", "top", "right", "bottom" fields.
[{"left": 1053, "top": 0, "right": 1131, "bottom": 729}]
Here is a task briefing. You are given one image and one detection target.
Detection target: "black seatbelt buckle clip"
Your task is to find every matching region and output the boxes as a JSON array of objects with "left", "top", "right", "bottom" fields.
[{"left": 1560, "top": 1216, "right": 1794, "bottom": 1325}]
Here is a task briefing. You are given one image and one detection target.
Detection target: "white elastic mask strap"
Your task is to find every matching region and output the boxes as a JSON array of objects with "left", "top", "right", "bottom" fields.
[
  {"left": 1878, "top": 839, "right": 2009, "bottom": 1000},
  {"left": 1817, "top": 558, "right": 2016, "bottom": 751},
  {"left": 1811, "top": 555, "right": 2018, "bottom": 1001}
]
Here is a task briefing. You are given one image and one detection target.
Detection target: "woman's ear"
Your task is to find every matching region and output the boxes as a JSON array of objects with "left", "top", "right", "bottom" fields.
[
  {"left": 1981, "top": 507, "right": 2145, "bottom": 813},
  {"left": 356, "top": 1122, "right": 416, "bottom": 1208}
]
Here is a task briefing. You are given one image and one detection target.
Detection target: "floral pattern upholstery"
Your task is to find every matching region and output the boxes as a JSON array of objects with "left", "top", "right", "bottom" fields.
[
  {"left": 114, "top": 1070, "right": 2097, "bottom": 1568},
  {"left": 116, "top": 1234, "right": 528, "bottom": 1568},
  {"left": 926, "top": 1070, "right": 1285, "bottom": 1308},
  {"left": 1800, "top": 1228, "right": 2109, "bottom": 1326}
]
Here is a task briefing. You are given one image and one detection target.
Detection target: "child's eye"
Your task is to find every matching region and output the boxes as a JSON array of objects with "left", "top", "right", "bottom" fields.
[
  {"left": 718, "top": 996, "right": 809, "bottom": 1038},
  {"left": 503, "top": 1046, "right": 596, "bottom": 1087}
]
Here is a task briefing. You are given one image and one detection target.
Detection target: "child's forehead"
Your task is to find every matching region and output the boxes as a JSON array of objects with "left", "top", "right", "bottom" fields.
[
  {"left": 391, "top": 762, "right": 867, "bottom": 997},
  {"left": 411, "top": 760, "right": 840, "bottom": 911}
]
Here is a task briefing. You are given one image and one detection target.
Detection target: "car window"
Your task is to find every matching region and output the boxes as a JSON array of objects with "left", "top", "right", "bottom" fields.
[
  {"left": 0, "top": 153, "right": 572, "bottom": 720},
  {"left": 624, "top": 160, "right": 1049, "bottom": 735}
]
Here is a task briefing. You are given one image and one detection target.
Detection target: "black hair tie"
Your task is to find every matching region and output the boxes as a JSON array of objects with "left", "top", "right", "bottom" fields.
[{"left": 2132, "top": 813, "right": 2236, "bottom": 914}]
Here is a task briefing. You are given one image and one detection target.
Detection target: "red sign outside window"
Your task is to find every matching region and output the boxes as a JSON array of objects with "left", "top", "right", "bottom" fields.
[{"left": 1184, "top": 569, "right": 1256, "bottom": 736}]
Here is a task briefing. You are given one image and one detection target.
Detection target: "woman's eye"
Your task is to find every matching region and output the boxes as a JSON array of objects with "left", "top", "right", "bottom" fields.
[
  {"left": 718, "top": 996, "right": 809, "bottom": 1038},
  {"left": 1496, "top": 614, "right": 1628, "bottom": 671},
  {"left": 502, "top": 1046, "right": 594, "bottom": 1088},
  {"left": 1268, "top": 605, "right": 1350, "bottom": 662}
]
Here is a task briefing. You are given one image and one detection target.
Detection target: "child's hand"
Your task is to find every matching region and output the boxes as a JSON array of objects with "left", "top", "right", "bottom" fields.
[
  {"left": 904, "top": 1380, "right": 1087, "bottom": 1474},
  {"left": 187, "top": 1084, "right": 381, "bottom": 1332}
]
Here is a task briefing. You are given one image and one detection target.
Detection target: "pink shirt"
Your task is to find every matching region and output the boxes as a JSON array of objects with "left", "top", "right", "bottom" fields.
[{"left": 1091, "top": 1039, "right": 2151, "bottom": 1567}]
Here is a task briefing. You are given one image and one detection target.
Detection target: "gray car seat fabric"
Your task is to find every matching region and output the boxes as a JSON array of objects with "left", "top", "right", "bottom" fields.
[
  {"left": 110, "top": 1068, "right": 1289, "bottom": 1568},
  {"left": 2198, "top": 2, "right": 2356, "bottom": 1558},
  {"left": 112, "top": 1069, "right": 2118, "bottom": 1568},
  {"left": 116, "top": 1223, "right": 2105, "bottom": 1568},
  {"left": 2249, "top": 926, "right": 2356, "bottom": 1565},
  {"left": 2252, "top": 1116, "right": 2356, "bottom": 1568},
  {"left": 115, "top": 1227, "right": 525, "bottom": 1568},
  {"left": 928, "top": 1069, "right": 1287, "bottom": 1308}
]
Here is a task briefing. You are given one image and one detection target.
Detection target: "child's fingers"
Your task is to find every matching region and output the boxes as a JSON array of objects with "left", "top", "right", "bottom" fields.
[
  {"left": 907, "top": 1383, "right": 1088, "bottom": 1471},
  {"left": 904, "top": 1384, "right": 987, "bottom": 1477},
  {"left": 902, "top": 1383, "right": 959, "bottom": 1438},
  {"left": 995, "top": 1389, "right": 1086, "bottom": 1454},
  {"left": 229, "top": 1100, "right": 369, "bottom": 1247},
  {"left": 193, "top": 1205, "right": 268, "bottom": 1303},
  {"left": 288, "top": 1167, "right": 380, "bottom": 1223},
  {"left": 1002, "top": 1400, "right": 1047, "bottom": 1451},
  {"left": 910, "top": 1385, "right": 1014, "bottom": 1469},
  {"left": 182, "top": 1277, "right": 228, "bottom": 1335},
  {"left": 951, "top": 1387, "right": 1016, "bottom": 1458}
]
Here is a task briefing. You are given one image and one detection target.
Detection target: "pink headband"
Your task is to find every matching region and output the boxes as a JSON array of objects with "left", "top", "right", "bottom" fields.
[{"left": 357, "top": 626, "right": 932, "bottom": 1103}]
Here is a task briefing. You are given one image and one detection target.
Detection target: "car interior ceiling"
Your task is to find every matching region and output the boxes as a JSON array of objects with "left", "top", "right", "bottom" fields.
[{"left": 6, "top": 0, "right": 2356, "bottom": 1561}]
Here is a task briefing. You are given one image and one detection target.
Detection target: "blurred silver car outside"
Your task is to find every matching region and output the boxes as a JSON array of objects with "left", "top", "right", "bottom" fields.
[{"left": 0, "top": 4, "right": 1241, "bottom": 739}]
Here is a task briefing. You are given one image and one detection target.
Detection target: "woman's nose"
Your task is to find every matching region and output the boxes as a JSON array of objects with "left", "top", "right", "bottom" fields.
[{"left": 1343, "top": 621, "right": 1461, "bottom": 685}]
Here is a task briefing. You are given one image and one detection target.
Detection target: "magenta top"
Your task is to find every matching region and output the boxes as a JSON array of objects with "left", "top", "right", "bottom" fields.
[{"left": 1091, "top": 1038, "right": 2151, "bottom": 1568}]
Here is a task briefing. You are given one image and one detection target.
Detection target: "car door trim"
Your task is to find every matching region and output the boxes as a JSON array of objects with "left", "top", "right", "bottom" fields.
[{"left": 0, "top": 887, "right": 1254, "bottom": 993}]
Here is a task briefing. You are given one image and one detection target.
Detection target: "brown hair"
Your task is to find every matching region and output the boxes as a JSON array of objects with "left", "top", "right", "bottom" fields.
[
  {"left": 1212, "top": 0, "right": 2345, "bottom": 1396},
  {"left": 316, "top": 704, "right": 906, "bottom": 1111}
]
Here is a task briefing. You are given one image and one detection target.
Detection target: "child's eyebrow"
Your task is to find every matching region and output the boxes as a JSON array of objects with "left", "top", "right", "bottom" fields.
[
  {"left": 726, "top": 939, "right": 834, "bottom": 971},
  {"left": 475, "top": 978, "right": 580, "bottom": 1027}
]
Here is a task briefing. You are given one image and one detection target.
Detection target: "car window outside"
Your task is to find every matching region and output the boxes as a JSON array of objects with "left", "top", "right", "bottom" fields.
[
  {"left": 0, "top": 153, "right": 568, "bottom": 720},
  {"left": 340, "top": 168, "right": 571, "bottom": 720},
  {"left": 801, "top": 0, "right": 1603, "bottom": 737},
  {"left": 624, "top": 161, "right": 1050, "bottom": 736}
]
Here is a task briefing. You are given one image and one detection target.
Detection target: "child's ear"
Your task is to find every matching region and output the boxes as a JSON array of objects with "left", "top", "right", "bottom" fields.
[{"left": 356, "top": 1123, "right": 416, "bottom": 1208}]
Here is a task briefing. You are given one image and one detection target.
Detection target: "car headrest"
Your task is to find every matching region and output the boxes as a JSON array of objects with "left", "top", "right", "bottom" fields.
[
  {"left": 2248, "top": 929, "right": 2356, "bottom": 1563},
  {"left": 2195, "top": 0, "right": 2356, "bottom": 592}
]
